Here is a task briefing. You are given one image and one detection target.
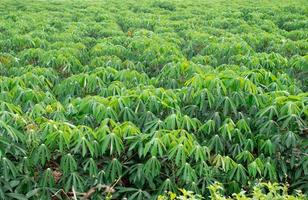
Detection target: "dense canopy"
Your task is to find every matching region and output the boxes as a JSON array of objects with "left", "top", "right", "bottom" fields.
[{"left": 0, "top": 0, "right": 307, "bottom": 199}]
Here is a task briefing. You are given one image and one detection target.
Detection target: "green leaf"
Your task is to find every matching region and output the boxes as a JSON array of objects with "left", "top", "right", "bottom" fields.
[
  {"left": 26, "top": 188, "right": 40, "bottom": 198},
  {"left": 208, "top": 134, "right": 224, "bottom": 154},
  {"left": 101, "top": 132, "right": 124, "bottom": 156},
  {"left": 168, "top": 143, "right": 187, "bottom": 166},
  {"left": 60, "top": 153, "right": 77, "bottom": 175},
  {"left": 143, "top": 136, "right": 166, "bottom": 157},
  {"left": 177, "top": 162, "right": 197, "bottom": 183},
  {"left": 228, "top": 163, "right": 247, "bottom": 183},
  {"left": 40, "top": 168, "right": 55, "bottom": 188},
  {"left": 6, "top": 193, "right": 27, "bottom": 200},
  {"left": 143, "top": 156, "right": 161, "bottom": 179},
  {"left": 106, "top": 158, "right": 122, "bottom": 182}
]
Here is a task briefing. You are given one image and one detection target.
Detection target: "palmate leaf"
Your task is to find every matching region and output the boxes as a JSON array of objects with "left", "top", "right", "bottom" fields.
[
  {"left": 219, "top": 118, "right": 235, "bottom": 141},
  {"left": 233, "top": 129, "right": 245, "bottom": 145},
  {"left": 39, "top": 168, "right": 55, "bottom": 188},
  {"left": 195, "top": 161, "right": 212, "bottom": 178},
  {"left": 26, "top": 188, "right": 41, "bottom": 199},
  {"left": 138, "top": 110, "right": 156, "bottom": 127},
  {"left": 282, "top": 131, "right": 298, "bottom": 148},
  {"left": 112, "top": 121, "right": 140, "bottom": 138},
  {"left": 33, "top": 143, "right": 50, "bottom": 166},
  {"left": 177, "top": 162, "right": 197, "bottom": 183},
  {"left": 168, "top": 143, "right": 187, "bottom": 166},
  {"left": 101, "top": 132, "right": 124, "bottom": 156},
  {"left": 143, "top": 137, "right": 166, "bottom": 157},
  {"left": 198, "top": 119, "right": 216, "bottom": 136},
  {"left": 258, "top": 105, "right": 278, "bottom": 120},
  {"left": 129, "top": 163, "right": 145, "bottom": 185},
  {"left": 211, "top": 112, "right": 222, "bottom": 128},
  {"left": 236, "top": 150, "right": 254, "bottom": 164},
  {"left": 212, "top": 155, "right": 236, "bottom": 172},
  {"left": 95, "top": 124, "right": 110, "bottom": 141},
  {"left": 263, "top": 161, "right": 277, "bottom": 181},
  {"left": 92, "top": 104, "right": 107, "bottom": 122},
  {"left": 182, "top": 97, "right": 197, "bottom": 113},
  {"left": 0, "top": 100, "right": 22, "bottom": 114},
  {"left": 181, "top": 115, "right": 200, "bottom": 132},
  {"left": 43, "top": 121, "right": 73, "bottom": 152},
  {"left": 120, "top": 106, "right": 136, "bottom": 122},
  {"left": 127, "top": 134, "right": 148, "bottom": 158},
  {"left": 186, "top": 181, "right": 200, "bottom": 194},
  {"left": 60, "top": 153, "right": 77, "bottom": 175},
  {"left": 210, "top": 77, "right": 227, "bottom": 96},
  {"left": 248, "top": 158, "right": 264, "bottom": 177},
  {"left": 106, "top": 158, "right": 122, "bottom": 182},
  {"left": 159, "top": 130, "right": 177, "bottom": 147},
  {"left": 170, "top": 129, "right": 195, "bottom": 146},
  {"left": 72, "top": 134, "right": 95, "bottom": 157},
  {"left": 218, "top": 96, "right": 237, "bottom": 116},
  {"left": 118, "top": 187, "right": 151, "bottom": 200},
  {"left": 13, "top": 87, "right": 47, "bottom": 109},
  {"left": 246, "top": 94, "right": 268, "bottom": 108},
  {"left": 159, "top": 178, "right": 177, "bottom": 194},
  {"left": 0, "top": 120, "right": 25, "bottom": 142},
  {"left": 189, "top": 143, "right": 210, "bottom": 162},
  {"left": 239, "top": 77, "right": 258, "bottom": 94},
  {"left": 116, "top": 96, "right": 131, "bottom": 110},
  {"left": 236, "top": 118, "right": 251, "bottom": 133},
  {"left": 244, "top": 138, "right": 254, "bottom": 152},
  {"left": 231, "top": 91, "right": 245, "bottom": 107},
  {"left": 0, "top": 136, "right": 10, "bottom": 158},
  {"left": 0, "top": 111, "right": 24, "bottom": 126},
  {"left": 2, "top": 157, "right": 18, "bottom": 181},
  {"left": 258, "top": 119, "right": 279, "bottom": 136},
  {"left": 83, "top": 158, "right": 98, "bottom": 176},
  {"left": 144, "top": 118, "right": 165, "bottom": 133},
  {"left": 279, "top": 114, "right": 306, "bottom": 130},
  {"left": 143, "top": 156, "right": 161, "bottom": 179},
  {"left": 260, "top": 139, "right": 276, "bottom": 156},
  {"left": 228, "top": 163, "right": 248, "bottom": 183},
  {"left": 105, "top": 106, "right": 119, "bottom": 121},
  {"left": 193, "top": 88, "right": 215, "bottom": 110},
  {"left": 0, "top": 179, "right": 13, "bottom": 199},
  {"left": 231, "top": 143, "right": 242, "bottom": 158},
  {"left": 115, "top": 122, "right": 140, "bottom": 138},
  {"left": 208, "top": 134, "right": 224, "bottom": 154},
  {"left": 63, "top": 172, "right": 84, "bottom": 192},
  {"left": 45, "top": 129, "right": 71, "bottom": 153},
  {"left": 88, "top": 100, "right": 118, "bottom": 122},
  {"left": 164, "top": 113, "right": 181, "bottom": 130},
  {"left": 100, "top": 118, "right": 118, "bottom": 129},
  {"left": 280, "top": 101, "right": 301, "bottom": 116},
  {"left": 143, "top": 95, "right": 161, "bottom": 114},
  {"left": 19, "top": 156, "right": 32, "bottom": 174},
  {"left": 96, "top": 169, "right": 106, "bottom": 185}
]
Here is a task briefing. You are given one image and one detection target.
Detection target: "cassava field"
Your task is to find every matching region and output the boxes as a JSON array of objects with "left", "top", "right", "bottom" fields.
[{"left": 0, "top": 0, "right": 307, "bottom": 199}]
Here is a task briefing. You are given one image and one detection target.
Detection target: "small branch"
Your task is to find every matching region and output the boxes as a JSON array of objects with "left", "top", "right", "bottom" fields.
[
  {"left": 52, "top": 189, "right": 70, "bottom": 199},
  {"left": 111, "top": 176, "right": 122, "bottom": 188},
  {"left": 80, "top": 177, "right": 122, "bottom": 200},
  {"left": 80, "top": 186, "right": 97, "bottom": 200},
  {"left": 72, "top": 187, "right": 77, "bottom": 200}
]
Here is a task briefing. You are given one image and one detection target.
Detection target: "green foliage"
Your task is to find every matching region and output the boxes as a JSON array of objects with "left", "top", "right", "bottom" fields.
[
  {"left": 0, "top": 0, "right": 307, "bottom": 199},
  {"left": 159, "top": 182, "right": 306, "bottom": 200}
]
